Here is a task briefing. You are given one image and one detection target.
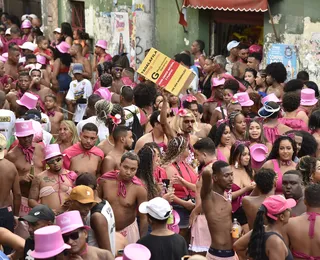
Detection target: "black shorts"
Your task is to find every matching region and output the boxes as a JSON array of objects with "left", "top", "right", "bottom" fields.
[
  {"left": 0, "top": 207, "right": 14, "bottom": 254},
  {"left": 232, "top": 206, "right": 248, "bottom": 226}
]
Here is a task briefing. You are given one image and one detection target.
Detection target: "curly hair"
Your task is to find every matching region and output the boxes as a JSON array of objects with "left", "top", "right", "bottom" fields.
[
  {"left": 284, "top": 79, "right": 304, "bottom": 93},
  {"left": 208, "top": 123, "right": 229, "bottom": 147},
  {"left": 162, "top": 136, "right": 188, "bottom": 164},
  {"left": 282, "top": 92, "right": 300, "bottom": 112},
  {"left": 309, "top": 110, "right": 320, "bottom": 131},
  {"left": 136, "top": 144, "right": 160, "bottom": 200},
  {"left": 265, "top": 62, "right": 287, "bottom": 83},
  {"left": 296, "top": 156, "right": 317, "bottom": 185},
  {"left": 133, "top": 83, "right": 157, "bottom": 108}
]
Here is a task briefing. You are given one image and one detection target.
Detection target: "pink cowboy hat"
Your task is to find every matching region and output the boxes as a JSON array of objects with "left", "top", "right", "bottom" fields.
[
  {"left": 300, "top": 88, "right": 318, "bottom": 106},
  {"left": 94, "top": 88, "right": 112, "bottom": 101},
  {"left": 261, "top": 93, "right": 281, "bottom": 105},
  {"left": 16, "top": 92, "right": 38, "bottom": 109},
  {"left": 30, "top": 225, "right": 71, "bottom": 259},
  {"left": 95, "top": 40, "right": 108, "bottom": 50},
  {"left": 212, "top": 78, "right": 225, "bottom": 88},
  {"left": 235, "top": 92, "right": 254, "bottom": 107},
  {"left": 15, "top": 120, "right": 35, "bottom": 137},
  {"left": 36, "top": 55, "right": 46, "bottom": 65},
  {"left": 21, "top": 19, "right": 32, "bottom": 29},
  {"left": 56, "top": 211, "right": 90, "bottom": 234},
  {"left": 250, "top": 143, "right": 268, "bottom": 163},
  {"left": 115, "top": 244, "right": 151, "bottom": 260},
  {"left": 44, "top": 144, "right": 62, "bottom": 161},
  {"left": 56, "top": 41, "right": 70, "bottom": 54}
]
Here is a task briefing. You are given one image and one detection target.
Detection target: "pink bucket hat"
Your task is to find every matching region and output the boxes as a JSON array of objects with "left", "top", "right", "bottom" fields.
[
  {"left": 15, "top": 120, "right": 35, "bottom": 137},
  {"left": 250, "top": 143, "right": 268, "bottom": 163},
  {"left": 21, "top": 19, "right": 32, "bottom": 29},
  {"left": 263, "top": 195, "right": 296, "bottom": 220},
  {"left": 235, "top": 92, "right": 254, "bottom": 107},
  {"left": 94, "top": 88, "right": 112, "bottom": 101},
  {"left": 16, "top": 92, "right": 38, "bottom": 109},
  {"left": 56, "top": 211, "right": 90, "bottom": 234},
  {"left": 30, "top": 225, "right": 71, "bottom": 259},
  {"left": 212, "top": 78, "right": 225, "bottom": 88},
  {"left": 44, "top": 144, "right": 62, "bottom": 161},
  {"left": 261, "top": 93, "right": 280, "bottom": 105},
  {"left": 56, "top": 41, "right": 71, "bottom": 54},
  {"left": 36, "top": 55, "right": 46, "bottom": 65},
  {"left": 300, "top": 88, "right": 318, "bottom": 106},
  {"left": 95, "top": 40, "right": 108, "bottom": 50},
  {"left": 115, "top": 244, "right": 151, "bottom": 260}
]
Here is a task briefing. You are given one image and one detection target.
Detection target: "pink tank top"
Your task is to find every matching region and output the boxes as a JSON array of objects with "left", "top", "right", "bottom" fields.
[
  {"left": 217, "top": 148, "right": 227, "bottom": 162},
  {"left": 264, "top": 126, "right": 280, "bottom": 143}
]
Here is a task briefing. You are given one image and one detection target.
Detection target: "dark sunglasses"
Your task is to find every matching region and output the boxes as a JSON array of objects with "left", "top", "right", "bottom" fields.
[
  {"left": 183, "top": 120, "right": 195, "bottom": 124},
  {"left": 114, "top": 67, "right": 123, "bottom": 72},
  {"left": 47, "top": 157, "right": 62, "bottom": 164},
  {"left": 63, "top": 230, "right": 80, "bottom": 243}
]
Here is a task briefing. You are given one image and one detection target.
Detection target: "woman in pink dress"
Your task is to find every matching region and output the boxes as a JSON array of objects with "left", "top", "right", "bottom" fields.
[
  {"left": 209, "top": 122, "right": 231, "bottom": 162},
  {"left": 229, "top": 111, "right": 247, "bottom": 144},
  {"left": 279, "top": 92, "right": 308, "bottom": 131},
  {"left": 262, "top": 136, "right": 297, "bottom": 194}
]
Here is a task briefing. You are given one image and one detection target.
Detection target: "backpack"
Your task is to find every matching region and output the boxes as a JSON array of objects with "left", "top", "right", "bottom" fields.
[{"left": 124, "top": 108, "right": 144, "bottom": 148}]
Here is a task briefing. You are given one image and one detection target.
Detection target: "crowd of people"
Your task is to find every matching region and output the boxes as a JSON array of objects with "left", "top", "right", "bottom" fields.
[{"left": 0, "top": 11, "right": 319, "bottom": 260}]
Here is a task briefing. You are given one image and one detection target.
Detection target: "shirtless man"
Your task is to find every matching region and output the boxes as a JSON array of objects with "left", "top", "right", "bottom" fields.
[
  {"left": 28, "top": 67, "right": 52, "bottom": 104},
  {"left": 101, "top": 126, "right": 133, "bottom": 173},
  {"left": 5, "top": 120, "right": 44, "bottom": 222},
  {"left": 242, "top": 168, "right": 276, "bottom": 230},
  {"left": 63, "top": 123, "right": 104, "bottom": 176},
  {"left": 57, "top": 210, "right": 114, "bottom": 260},
  {"left": 70, "top": 43, "right": 92, "bottom": 80},
  {"left": 231, "top": 44, "right": 248, "bottom": 79},
  {"left": 282, "top": 170, "right": 306, "bottom": 217},
  {"left": 0, "top": 134, "right": 21, "bottom": 254},
  {"left": 4, "top": 43, "right": 20, "bottom": 80},
  {"left": 134, "top": 110, "right": 168, "bottom": 154},
  {"left": 98, "top": 151, "right": 148, "bottom": 244},
  {"left": 282, "top": 183, "right": 320, "bottom": 259},
  {"left": 44, "top": 94, "right": 63, "bottom": 137},
  {"left": 28, "top": 144, "right": 76, "bottom": 212},
  {"left": 201, "top": 161, "right": 236, "bottom": 260},
  {"left": 189, "top": 138, "right": 217, "bottom": 254}
]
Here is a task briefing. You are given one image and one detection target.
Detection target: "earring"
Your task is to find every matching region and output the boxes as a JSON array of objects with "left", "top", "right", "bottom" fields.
[{"left": 235, "top": 161, "right": 239, "bottom": 169}]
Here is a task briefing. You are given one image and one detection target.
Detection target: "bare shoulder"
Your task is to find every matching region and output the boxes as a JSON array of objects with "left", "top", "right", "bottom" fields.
[
  {"left": 262, "top": 160, "right": 274, "bottom": 169},
  {"left": 97, "top": 247, "right": 114, "bottom": 259},
  {"left": 5, "top": 148, "right": 18, "bottom": 162},
  {"left": 0, "top": 158, "right": 16, "bottom": 171},
  {"left": 190, "top": 134, "right": 199, "bottom": 144}
]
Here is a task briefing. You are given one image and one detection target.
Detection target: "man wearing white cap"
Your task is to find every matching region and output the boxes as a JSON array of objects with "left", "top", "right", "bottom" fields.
[
  {"left": 19, "top": 42, "right": 36, "bottom": 64},
  {"left": 226, "top": 40, "right": 240, "bottom": 74},
  {"left": 6, "top": 120, "right": 45, "bottom": 223},
  {"left": 0, "top": 133, "right": 21, "bottom": 254},
  {"left": 28, "top": 144, "right": 76, "bottom": 212},
  {"left": 137, "top": 197, "right": 188, "bottom": 260},
  {"left": 51, "top": 28, "right": 62, "bottom": 48}
]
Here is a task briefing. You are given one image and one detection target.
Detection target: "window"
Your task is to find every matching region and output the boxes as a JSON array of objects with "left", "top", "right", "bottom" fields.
[{"left": 70, "top": 0, "right": 85, "bottom": 31}]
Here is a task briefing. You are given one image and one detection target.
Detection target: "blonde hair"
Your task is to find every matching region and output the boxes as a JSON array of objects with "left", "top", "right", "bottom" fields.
[
  {"left": 56, "top": 120, "right": 79, "bottom": 145},
  {"left": 171, "top": 109, "right": 199, "bottom": 135}
]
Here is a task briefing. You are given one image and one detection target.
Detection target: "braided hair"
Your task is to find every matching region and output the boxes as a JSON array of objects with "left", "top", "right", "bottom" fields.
[
  {"left": 296, "top": 155, "right": 317, "bottom": 185},
  {"left": 162, "top": 136, "right": 188, "bottom": 164}
]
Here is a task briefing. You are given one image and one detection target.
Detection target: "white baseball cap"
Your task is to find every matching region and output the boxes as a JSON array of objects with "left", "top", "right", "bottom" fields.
[
  {"left": 54, "top": 28, "right": 61, "bottom": 34},
  {"left": 19, "top": 42, "right": 36, "bottom": 52},
  {"left": 139, "top": 197, "right": 172, "bottom": 220},
  {"left": 227, "top": 40, "right": 240, "bottom": 51}
]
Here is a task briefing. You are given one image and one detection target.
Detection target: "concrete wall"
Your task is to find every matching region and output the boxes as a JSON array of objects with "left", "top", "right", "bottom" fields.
[{"left": 264, "top": 0, "right": 320, "bottom": 84}]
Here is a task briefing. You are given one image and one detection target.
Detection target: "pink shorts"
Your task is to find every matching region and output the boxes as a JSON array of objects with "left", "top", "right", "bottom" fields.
[
  {"left": 119, "top": 219, "right": 140, "bottom": 244},
  {"left": 190, "top": 215, "right": 211, "bottom": 252}
]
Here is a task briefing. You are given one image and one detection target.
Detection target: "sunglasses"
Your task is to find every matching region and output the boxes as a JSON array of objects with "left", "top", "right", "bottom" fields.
[
  {"left": 63, "top": 230, "right": 80, "bottom": 243},
  {"left": 47, "top": 157, "right": 62, "bottom": 164},
  {"left": 114, "top": 67, "right": 123, "bottom": 72},
  {"left": 183, "top": 120, "right": 195, "bottom": 124}
]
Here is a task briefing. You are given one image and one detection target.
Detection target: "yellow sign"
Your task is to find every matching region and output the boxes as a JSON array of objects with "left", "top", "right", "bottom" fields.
[{"left": 137, "top": 48, "right": 195, "bottom": 96}]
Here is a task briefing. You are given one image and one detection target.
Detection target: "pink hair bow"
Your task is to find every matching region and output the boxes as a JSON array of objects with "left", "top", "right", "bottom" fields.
[
  {"left": 275, "top": 133, "right": 295, "bottom": 141},
  {"left": 109, "top": 114, "right": 122, "bottom": 125},
  {"left": 217, "top": 118, "right": 229, "bottom": 127},
  {"left": 185, "top": 95, "right": 197, "bottom": 102},
  {"left": 234, "top": 140, "right": 251, "bottom": 150},
  {"left": 177, "top": 108, "right": 188, "bottom": 117}
]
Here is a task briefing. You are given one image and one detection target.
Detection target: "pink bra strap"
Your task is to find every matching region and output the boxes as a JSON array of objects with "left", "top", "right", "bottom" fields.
[{"left": 307, "top": 212, "right": 320, "bottom": 238}]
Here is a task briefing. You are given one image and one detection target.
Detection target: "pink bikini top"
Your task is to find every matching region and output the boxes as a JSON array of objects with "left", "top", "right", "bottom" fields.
[
  {"left": 217, "top": 148, "right": 227, "bottom": 162},
  {"left": 231, "top": 183, "right": 251, "bottom": 213}
]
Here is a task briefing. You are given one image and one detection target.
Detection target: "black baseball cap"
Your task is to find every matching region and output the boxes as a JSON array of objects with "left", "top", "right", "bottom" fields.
[{"left": 19, "top": 204, "right": 55, "bottom": 223}]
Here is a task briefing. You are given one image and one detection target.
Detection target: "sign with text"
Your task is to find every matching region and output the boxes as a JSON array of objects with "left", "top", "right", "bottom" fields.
[{"left": 137, "top": 48, "right": 195, "bottom": 96}]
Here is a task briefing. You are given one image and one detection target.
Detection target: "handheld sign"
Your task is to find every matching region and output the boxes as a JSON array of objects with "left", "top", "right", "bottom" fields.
[{"left": 137, "top": 48, "right": 196, "bottom": 96}]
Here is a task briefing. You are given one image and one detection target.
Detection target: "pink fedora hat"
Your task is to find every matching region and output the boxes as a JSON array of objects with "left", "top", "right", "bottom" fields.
[
  {"left": 212, "top": 77, "right": 225, "bottom": 88},
  {"left": 95, "top": 39, "right": 108, "bottom": 50},
  {"left": 235, "top": 92, "right": 254, "bottom": 107},
  {"left": 15, "top": 120, "right": 35, "bottom": 137},
  {"left": 36, "top": 55, "right": 46, "bottom": 65},
  {"left": 115, "top": 244, "right": 151, "bottom": 260},
  {"left": 56, "top": 211, "right": 90, "bottom": 234},
  {"left": 301, "top": 88, "right": 318, "bottom": 106},
  {"left": 16, "top": 92, "right": 38, "bottom": 109},
  {"left": 94, "top": 87, "right": 112, "bottom": 101},
  {"left": 261, "top": 93, "right": 280, "bottom": 105},
  {"left": 250, "top": 143, "right": 268, "bottom": 163},
  {"left": 44, "top": 144, "right": 62, "bottom": 161},
  {"left": 21, "top": 19, "right": 32, "bottom": 29},
  {"left": 30, "top": 225, "right": 71, "bottom": 259},
  {"left": 56, "top": 41, "right": 71, "bottom": 54}
]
